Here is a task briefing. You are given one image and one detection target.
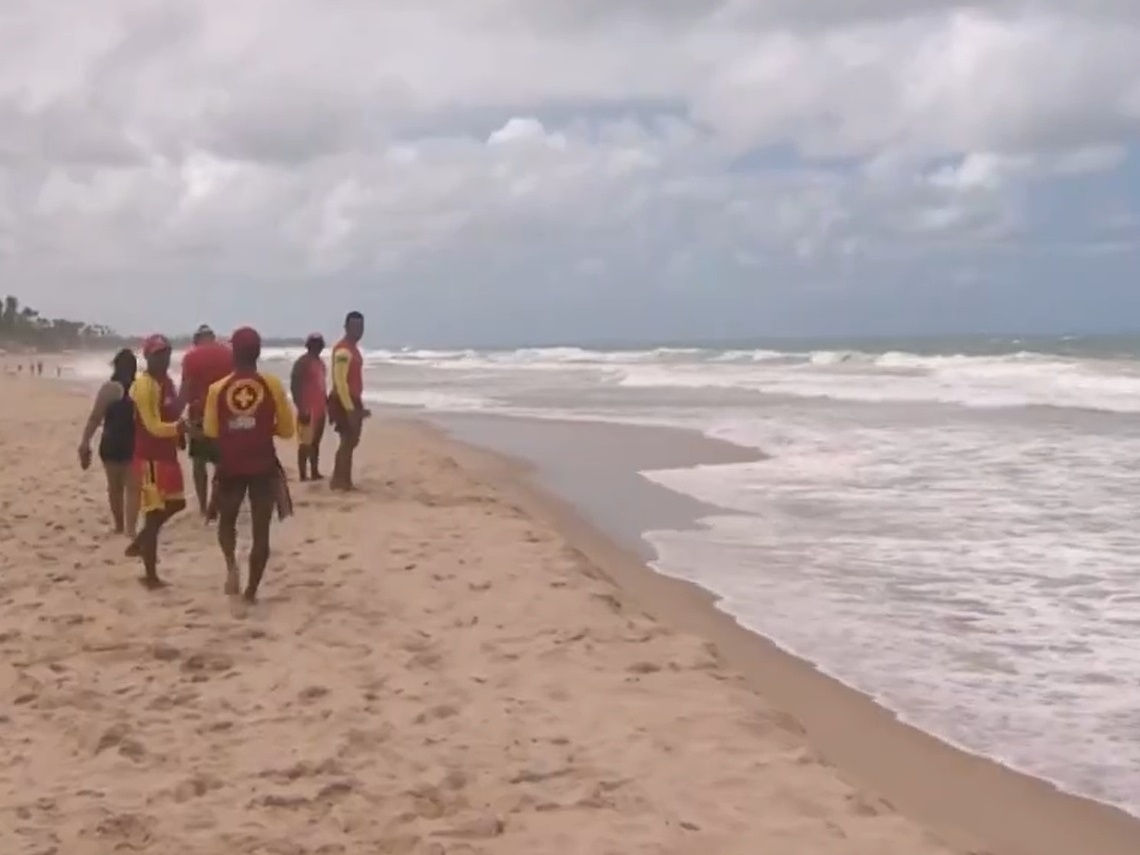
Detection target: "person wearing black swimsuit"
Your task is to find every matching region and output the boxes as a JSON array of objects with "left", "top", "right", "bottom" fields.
[{"left": 78, "top": 349, "right": 140, "bottom": 537}]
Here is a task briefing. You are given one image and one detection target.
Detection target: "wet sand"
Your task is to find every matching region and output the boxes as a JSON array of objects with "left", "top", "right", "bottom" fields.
[
  {"left": 422, "top": 413, "right": 1140, "bottom": 855},
  {"left": 1, "top": 374, "right": 1138, "bottom": 853}
]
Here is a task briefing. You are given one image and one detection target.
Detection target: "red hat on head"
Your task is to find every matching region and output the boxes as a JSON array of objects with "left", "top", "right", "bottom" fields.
[
  {"left": 230, "top": 326, "right": 261, "bottom": 352},
  {"left": 142, "top": 334, "right": 171, "bottom": 356}
]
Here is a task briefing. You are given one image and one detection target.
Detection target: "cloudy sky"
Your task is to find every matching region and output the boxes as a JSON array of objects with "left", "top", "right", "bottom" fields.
[{"left": 3, "top": 0, "right": 1140, "bottom": 346}]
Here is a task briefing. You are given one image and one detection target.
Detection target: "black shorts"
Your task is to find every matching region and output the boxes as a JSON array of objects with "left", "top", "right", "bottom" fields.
[
  {"left": 215, "top": 469, "right": 292, "bottom": 520},
  {"left": 216, "top": 471, "right": 276, "bottom": 496},
  {"left": 188, "top": 436, "right": 219, "bottom": 463}
]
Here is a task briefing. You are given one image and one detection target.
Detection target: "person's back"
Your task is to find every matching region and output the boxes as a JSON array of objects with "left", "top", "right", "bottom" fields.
[
  {"left": 181, "top": 331, "right": 234, "bottom": 516},
  {"left": 182, "top": 340, "right": 234, "bottom": 417},
  {"left": 207, "top": 368, "right": 292, "bottom": 477},
  {"left": 99, "top": 376, "right": 136, "bottom": 463},
  {"left": 203, "top": 326, "right": 295, "bottom": 602}
]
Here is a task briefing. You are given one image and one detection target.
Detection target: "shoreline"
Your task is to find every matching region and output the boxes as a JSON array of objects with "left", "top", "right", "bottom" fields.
[
  {"left": 3, "top": 376, "right": 978, "bottom": 852},
  {"left": 23, "top": 367, "right": 1140, "bottom": 851},
  {"left": 414, "top": 410, "right": 764, "bottom": 558},
  {"left": 411, "top": 416, "right": 1140, "bottom": 855}
]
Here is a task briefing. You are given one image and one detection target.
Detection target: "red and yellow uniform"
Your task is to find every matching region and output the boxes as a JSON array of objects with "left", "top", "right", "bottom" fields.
[
  {"left": 202, "top": 369, "right": 295, "bottom": 478},
  {"left": 180, "top": 340, "right": 234, "bottom": 421},
  {"left": 328, "top": 338, "right": 363, "bottom": 433},
  {"left": 297, "top": 356, "right": 327, "bottom": 447},
  {"left": 129, "top": 370, "right": 185, "bottom": 513}
]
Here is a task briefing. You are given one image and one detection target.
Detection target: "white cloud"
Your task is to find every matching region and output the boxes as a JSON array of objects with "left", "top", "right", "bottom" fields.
[{"left": 0, "top": 0, "right": 1138, "bottom": 338}]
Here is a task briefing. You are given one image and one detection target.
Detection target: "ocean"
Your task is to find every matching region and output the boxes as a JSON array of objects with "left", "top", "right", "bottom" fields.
[{"left": 72, "top": 334, "right": 1140, "bottom": 816}]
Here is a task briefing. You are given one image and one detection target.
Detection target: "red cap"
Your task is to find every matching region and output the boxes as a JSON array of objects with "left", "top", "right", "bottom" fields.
[
  {"left": 230, "top": 326, "right": 261, "bottom": 352},
  {"left": 142, "top": 334, "right": 171, "bottom": 356}
]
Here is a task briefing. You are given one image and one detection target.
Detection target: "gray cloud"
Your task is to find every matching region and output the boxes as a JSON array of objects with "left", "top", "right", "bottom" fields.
[{"left": 0, "top": 0, "right": 1138, "bottom": 340}]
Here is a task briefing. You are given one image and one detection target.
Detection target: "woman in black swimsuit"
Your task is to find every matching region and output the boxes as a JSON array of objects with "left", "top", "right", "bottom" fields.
[{"left": 78, "top": 349, "right": 139, "bottom": 537}]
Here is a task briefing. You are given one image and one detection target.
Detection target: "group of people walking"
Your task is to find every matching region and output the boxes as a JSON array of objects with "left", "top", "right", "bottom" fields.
[{"left": 78, "top": 311, "right": 369, "bottom": 601}]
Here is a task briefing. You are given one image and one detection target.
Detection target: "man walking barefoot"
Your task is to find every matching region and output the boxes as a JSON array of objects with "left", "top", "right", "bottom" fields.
[
  {"left": 126, "top": 335, "right": 187, "bottom": 588},
  {"left": 202, "top": 326, "right": 295, "bottom": 602},
  {"left": 179, "top": 324, "right": 233, "bottom": 517}
]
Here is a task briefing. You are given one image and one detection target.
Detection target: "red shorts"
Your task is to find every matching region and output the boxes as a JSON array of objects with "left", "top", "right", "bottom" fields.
[{"left": 134, "top": 458, "right": 185, "bottom": 514}]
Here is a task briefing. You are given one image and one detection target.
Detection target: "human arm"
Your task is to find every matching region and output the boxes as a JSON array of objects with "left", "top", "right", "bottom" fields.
[
  {"left": 290, "top": 357, "right": 306, "bottom": 410},
  {"left": 176, "top": 352, "right": 196, "bottom": 417},
  {"left": 265, "top": 375, "right": 296, "bottom": 440},
  {"left": 201, "top": 380, "right": 222, "bottom": 440},
  {"left": 176, "top": 377, "right": 191, "bottom": 417},
  {"left": 129, "top": 375, "right": 180, "bottom": 439},
  {"left": 78, "top": 382, "right": 121, "bottom": 467},
  {"left": 331, "top": 347, "right": 355, "bottom": 412}
]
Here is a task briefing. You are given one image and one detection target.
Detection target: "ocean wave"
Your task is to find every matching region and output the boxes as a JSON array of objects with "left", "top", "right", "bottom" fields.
[
  {"left": 69, "top": 343, "right": 1140, "bottom": 415},
  {"left": 609, "top": 352, "right": 1140, "bottom": 414}
]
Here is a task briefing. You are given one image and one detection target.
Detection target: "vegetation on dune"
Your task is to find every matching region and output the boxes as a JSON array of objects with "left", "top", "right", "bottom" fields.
[
  {"left": 0, "top": 294, "right": 312, "bottom": 352},
  {"left": 0, "top": 295, "right": 125, "bottom": 351}
]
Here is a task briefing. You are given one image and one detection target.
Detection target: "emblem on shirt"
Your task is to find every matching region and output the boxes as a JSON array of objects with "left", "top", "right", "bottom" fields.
[{"left": 225, "top": 379, "right": 264, "bottom": 429}]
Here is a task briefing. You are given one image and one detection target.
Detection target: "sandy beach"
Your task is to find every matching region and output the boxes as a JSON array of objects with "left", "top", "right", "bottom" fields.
[{"left": 1, "top": 374, "right": 1137, "bottom": 855}]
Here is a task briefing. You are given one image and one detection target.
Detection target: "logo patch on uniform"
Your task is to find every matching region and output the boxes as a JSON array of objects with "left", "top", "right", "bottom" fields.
[{"left": 225, "top": 379, "right": 264, "bottom": 429}]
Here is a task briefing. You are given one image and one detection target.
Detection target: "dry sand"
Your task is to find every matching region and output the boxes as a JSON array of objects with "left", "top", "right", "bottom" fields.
[{"left": 0, "top": 374, "right": 1135, "bottom": 855}]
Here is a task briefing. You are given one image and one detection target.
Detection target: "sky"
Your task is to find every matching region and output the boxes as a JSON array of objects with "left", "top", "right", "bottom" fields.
[{"left": 3, "top": 0, "right": 1140, "bottom": 346}]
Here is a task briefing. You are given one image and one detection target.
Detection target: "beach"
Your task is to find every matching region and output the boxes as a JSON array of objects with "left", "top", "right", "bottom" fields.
[{"left": 1, "top": 373, "right": 1138, "bottom": 855}]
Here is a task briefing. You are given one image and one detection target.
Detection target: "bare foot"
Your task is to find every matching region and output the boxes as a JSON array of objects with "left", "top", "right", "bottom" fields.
[
  {"left": 139, "top": 575, "right": 168, "bottom": 590},
  {"left": 124, "top": 537, "right": 143, "bottom": 558},
  {"left": 224, "top": 565, "right": 240, "bottom": 596},
  {"left": 242, "top": 588, "right": 257, "bottom": 603}
]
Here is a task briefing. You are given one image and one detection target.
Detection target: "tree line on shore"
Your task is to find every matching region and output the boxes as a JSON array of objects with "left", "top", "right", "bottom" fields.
[
  {"left": 0, "top": 294, "right": 313, "bottom": 352},
  {"left": 0, "top": 295, "right": 126, "bottom": 351}
]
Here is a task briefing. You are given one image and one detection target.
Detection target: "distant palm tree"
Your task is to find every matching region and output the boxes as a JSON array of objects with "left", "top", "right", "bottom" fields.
[{"left": 1, "top": 295, "right": 17, "bottom": 332}]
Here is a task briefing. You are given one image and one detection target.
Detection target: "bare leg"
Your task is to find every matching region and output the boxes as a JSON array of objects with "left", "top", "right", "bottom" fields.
[
  {"left": 245, "top": 476, "right": 276, "bottom": 602},
  {"left": 330, "top": 423, "right": 359, "bottom": 491},
  {"left": 215, "top": 478, "right": 246, "bottom": 595},
  {"left": 127, "top": 500, "right": 185, "bottom": 588},
  {"left": 341, "top": 434, "right": 358, "bottom": 491},
  {"left": 310, "top": 414, "right": 326, "bottom": 479},
  {"left": 123, "top": 466, "right": 140, "bottom": 539},
  {"left": 103, "top": 462, "right": 127, "bottom": 533},
  {"left": 297, "top": 443, "right": 309, "bottom": 482},
  {"left": 330, "top": 435, "right": 346, "bottom": 490},
  {"left": 192, "top": 456, "right": 210, "bottom": 516}
]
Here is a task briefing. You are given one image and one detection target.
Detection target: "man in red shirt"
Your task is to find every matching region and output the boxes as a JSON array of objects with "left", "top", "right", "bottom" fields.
[
  {"left": 126, "top": 334, "right": 187, "bottom": 589},
  {"left": 328, "top": 310, "right": 368, "bottom": 491},
  {"left": 179, "top": 324, "right": 233, "bottom": 517},
  {"left": 203, "top": 326, "right": 295, "bottom": 602}
]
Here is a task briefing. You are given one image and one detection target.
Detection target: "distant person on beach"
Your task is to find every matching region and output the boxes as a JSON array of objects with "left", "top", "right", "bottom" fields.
[
  {"left": 77, "top": 348, "right": 140, "bottom": 538},
  {"left": 328, "top": 311, "right": 368, "bottom": 491},
  {"left": 179, "top": 324, "right": 233, "bottom": 517},
  {"left": 202, "top": 326, "right": 295, "bottom": 601},
  {"left": 290, "top": 333, "right": 328, "bottom": 481},
  {"left": 125, "top": 335, "right": 186, "bottom": 588}
]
